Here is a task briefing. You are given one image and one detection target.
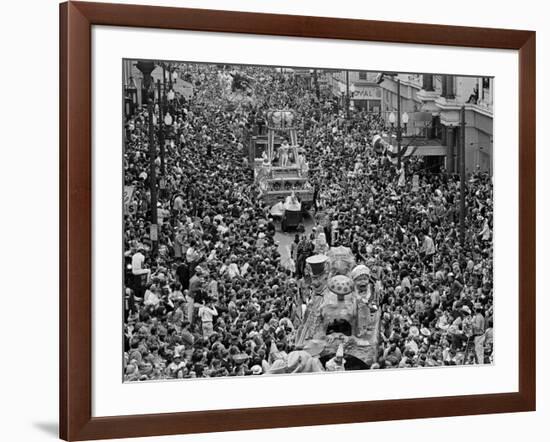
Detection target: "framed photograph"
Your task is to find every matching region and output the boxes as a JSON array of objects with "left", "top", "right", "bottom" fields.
[{"left": 60, "top": 1, "right": 536, "bottom": 440}]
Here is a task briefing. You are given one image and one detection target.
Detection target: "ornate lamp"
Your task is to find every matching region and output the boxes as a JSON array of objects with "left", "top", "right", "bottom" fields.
[{"left": 402, "top": 111, "right": 409, "bottom": 133}]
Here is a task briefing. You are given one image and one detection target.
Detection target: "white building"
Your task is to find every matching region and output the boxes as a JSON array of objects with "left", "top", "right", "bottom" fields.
[{"left": 379, "top": 73, "right": 494, "bottom": 175}]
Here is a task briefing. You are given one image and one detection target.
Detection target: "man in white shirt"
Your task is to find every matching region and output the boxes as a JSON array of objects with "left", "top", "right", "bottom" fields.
[
  {"left": 198, "top": 301, "right": 218, "bottom": 338},
  {"left": 173, "top": 194, "right": 185, "bottom": 212},
  {"left": 131, "top": 248, "right": 150, "bottom": 282},
  {"left": 185, "top": 239, "right": 201, "bottom": 270}
]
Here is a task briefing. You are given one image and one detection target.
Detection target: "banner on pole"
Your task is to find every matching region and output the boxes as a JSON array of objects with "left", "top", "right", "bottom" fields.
[
  {"left": 124, "top": 185, "right": 135, "bottom": 212},
  {"left": 150, "top": 224, "right": 158, "bottom": 241},
  {"left": 412, "top": 174, "right": 419, "bottom": 192}
]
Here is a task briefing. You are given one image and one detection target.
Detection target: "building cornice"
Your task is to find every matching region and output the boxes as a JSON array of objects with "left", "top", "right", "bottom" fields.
[
  {"left": 381, "top": 77, "right": 422, "bottom": 91},
  {"left": 417, "top": 89, "right": 440, "bottom": 101},
  {"left": 435, "top": 97, "right": 493, "bottom": 118}
]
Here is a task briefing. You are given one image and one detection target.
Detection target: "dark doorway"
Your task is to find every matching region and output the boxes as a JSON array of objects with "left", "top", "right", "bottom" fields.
[
  {"left": 424, "top": 155, "right": 445, "bottom": 173},
  {"left": 326, "top": 319, "right": 352, "bottom": 336}
]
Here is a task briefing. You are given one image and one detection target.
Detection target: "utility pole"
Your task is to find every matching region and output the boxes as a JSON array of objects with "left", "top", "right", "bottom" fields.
[
  {"left": 459, "top": 105, "right": 466, "bottom": 246},
  {"left": 136, "top": 61, "right": 158, "bottom": 258},
  {"left": 313, "top": 69, "right": 320, "bottom": 100},
  {"left": 162, "top": 67, "right": 167, "bottom": 174},
  {"left": 162, "top": 64, "right": 168, "bottom": 115},
  {"left": 345, "top": 70, "right": 350, "bottom": 119},
  {"left": 157, "top": 79, "right": 165, "bottom": 177},
  {"left": 396, "top": 78, "right": 402, "bottom": 169}
]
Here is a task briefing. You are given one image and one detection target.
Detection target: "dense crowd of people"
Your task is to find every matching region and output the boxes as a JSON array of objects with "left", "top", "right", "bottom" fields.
[{"left": 123, "top": 64, "right": 493, "bottom": 381}]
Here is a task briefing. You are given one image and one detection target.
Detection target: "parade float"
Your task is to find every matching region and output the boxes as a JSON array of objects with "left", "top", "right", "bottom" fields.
[
  {"left": 250, "top": 110, "right": 314, "bottom": 212},
  {"left": 295, "top": 246, "right": 382, "bottom": 369}
]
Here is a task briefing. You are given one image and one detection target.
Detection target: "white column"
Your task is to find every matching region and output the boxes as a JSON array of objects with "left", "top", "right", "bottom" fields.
[{"left": 478, "top": 78, "right": 484, "bottom": 103}]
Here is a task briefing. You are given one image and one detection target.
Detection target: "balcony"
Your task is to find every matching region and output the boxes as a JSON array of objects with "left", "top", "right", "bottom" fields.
[{"left": 435, "top": 96, "right": 493, "bottom": 119}]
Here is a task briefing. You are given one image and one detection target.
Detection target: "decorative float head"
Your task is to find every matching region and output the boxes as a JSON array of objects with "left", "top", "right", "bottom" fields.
[{"left": 350, "top": 264, "right": 371, "bottom": 295}]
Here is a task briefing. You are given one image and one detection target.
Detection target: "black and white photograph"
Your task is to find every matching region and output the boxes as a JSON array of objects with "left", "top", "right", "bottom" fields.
[
  {"left": 3, "top": 0, "right": 546, "bottom": 440},
  {"left": 123, "top": 60, "right": 494, "bottom": 381}
]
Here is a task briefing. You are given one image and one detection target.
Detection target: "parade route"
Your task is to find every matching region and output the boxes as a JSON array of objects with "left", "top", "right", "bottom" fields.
[
  {"left": 273, "top": 211, "right": 315, "bottom": 265},
  {"left": 122, "top": 61, "right": 494, "bottom": 380}
]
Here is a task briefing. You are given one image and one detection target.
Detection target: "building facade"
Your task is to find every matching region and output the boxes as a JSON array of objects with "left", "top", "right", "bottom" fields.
[
  {"left": 379, "top": 73, "right": 494, "bottom": 175},
  {"left": 348, "top": 71, "right": 382, "bottom": 113},
  {"left": 324, "top": 71, "right": 382, "bottom": 113},
  {"left": 380, "top": 73, "right": 424, "bottom": 118}
]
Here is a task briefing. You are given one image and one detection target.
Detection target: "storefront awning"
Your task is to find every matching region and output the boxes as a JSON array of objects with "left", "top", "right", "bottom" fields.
[{"left": 374, "top": 134, "right": 447, "bottom": 157}]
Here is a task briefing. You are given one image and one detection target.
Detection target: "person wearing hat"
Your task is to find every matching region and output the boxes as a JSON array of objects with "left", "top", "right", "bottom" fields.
[
  {"left": 250, "top": 365, "right": 263, "bottom": 375},
  {"left": 325, "top": 344, "right": 346, "bottom": 372},
  {"left": 448, "top": 272, "right": 464, "bottom": 299}
]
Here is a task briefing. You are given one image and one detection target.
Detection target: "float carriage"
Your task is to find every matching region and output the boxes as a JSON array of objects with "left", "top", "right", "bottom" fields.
[
  {"left": 295, "top": 247, "right": 382, "bottom": 370},
  {"left": 249, "top": 109, "right": 314, "bottom": 229}
]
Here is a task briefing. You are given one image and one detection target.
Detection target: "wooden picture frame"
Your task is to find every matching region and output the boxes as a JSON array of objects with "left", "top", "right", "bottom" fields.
[{"left": 60, "top": 1, "right": 536, "bottom": 440}]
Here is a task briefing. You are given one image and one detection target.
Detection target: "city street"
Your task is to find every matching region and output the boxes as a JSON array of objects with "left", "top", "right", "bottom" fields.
[{"left": 273, "top": 211, "right": 315, "bottom": 264}]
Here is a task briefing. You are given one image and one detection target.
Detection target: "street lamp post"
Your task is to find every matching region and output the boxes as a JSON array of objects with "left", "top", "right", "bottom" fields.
[
  {"left": 349, "top": 83, "right": 356, "bottom": 114},
  {"left": 168, "top": 63, "right": 173, "bottom": 91},
  {"left": 396, "top": 79, "right": 402, "bottom": 168},
  {"left": 378, "top": 73, "right": 413, "bottom": 168},
  {"left": 459, "top": 105, "right": 466, "bottom": 246},
  {"left": 313, "top": 69, "right": 320, "bottom": 100},
  {"left": 156, "top": 79, "right": 166, "bottom": 178},
  {"left": 338, "top": 81, "right": 346, "bottom": 114},
  {"left": 161, "top": 110, "right": 172, "bottom": 198},
  {"left": 388, "top": 88, "right": 409, "bottom": 169},
  {"left": 136, "top": 60, "right": 158, "bottom": 258}
]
